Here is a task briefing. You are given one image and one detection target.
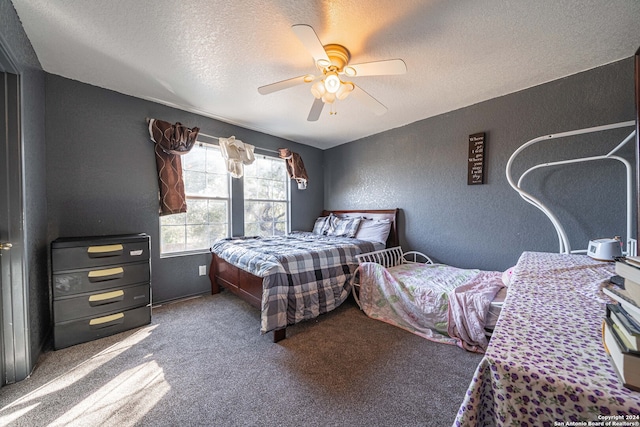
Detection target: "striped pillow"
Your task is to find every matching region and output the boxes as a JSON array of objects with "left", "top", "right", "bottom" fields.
[
  {"left": 326, "top": 216, "right": 362, "bottom": 238},
  {"left": 312, "top": 216, "right": 331, "bottom": 235}
]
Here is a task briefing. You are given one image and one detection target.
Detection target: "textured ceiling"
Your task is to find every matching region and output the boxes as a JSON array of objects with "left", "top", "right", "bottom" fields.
[{"left": 11, "top": 0, "right": 640, "bottom": 149}]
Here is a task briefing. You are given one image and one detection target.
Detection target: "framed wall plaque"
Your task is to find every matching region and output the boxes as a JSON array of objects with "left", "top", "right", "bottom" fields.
[{"left": 467, "top": 132, "right": 486, "bottom": 185}]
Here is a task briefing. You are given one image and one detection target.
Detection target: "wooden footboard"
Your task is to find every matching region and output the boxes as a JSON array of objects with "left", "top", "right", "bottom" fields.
[{"left": 209, "top": 253, "right": 286, "bottom": 342}]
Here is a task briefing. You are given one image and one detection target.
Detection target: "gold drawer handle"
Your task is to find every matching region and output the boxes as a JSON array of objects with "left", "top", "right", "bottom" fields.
[
  {"left": 89, "top": 312, "right": 124, "bottom": 326},
  {"left": 87, "top": 244, "right": 123, "bottom": 257},
  {"left": 87, "top": 267, "right": 124, "bottom": 280},
  {"left": 89, "top": 290, "right": 124, "bottom": 302}
]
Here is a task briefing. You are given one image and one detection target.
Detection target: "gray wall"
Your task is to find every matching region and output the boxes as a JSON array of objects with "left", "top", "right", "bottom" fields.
[
  {"left": 45, "top": 75, "right": 324, "bottom": 303},
  {"left": 0, "top": 0, "right": 48, "bottom": 374},
  {"left": 325, "top": 58, "right": 636, "bottom": 271}
]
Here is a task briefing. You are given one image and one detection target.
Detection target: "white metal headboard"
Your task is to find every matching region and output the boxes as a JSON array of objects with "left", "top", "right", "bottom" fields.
[
  {"left": 505, "top": 121, "right": 637, "bottom": 256},
  {"left": 356, "top": 247, "right": 433, "bottom": 267}
]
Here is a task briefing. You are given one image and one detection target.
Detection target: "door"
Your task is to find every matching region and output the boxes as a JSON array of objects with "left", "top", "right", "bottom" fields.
[
  {"left": 0, "top": 71, "right": 9, "bottom": 385},
  {"left": 0, "top": 71, "right": 7, "bottom": 386},
  {"left": 0, "top": 69, "right": 28, "bottom": 386}
]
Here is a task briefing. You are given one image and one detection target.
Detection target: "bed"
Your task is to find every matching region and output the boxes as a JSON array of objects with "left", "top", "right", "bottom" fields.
[
  {"left": 209, "top": 209, "right": 399, "bottom": 342},
  {"left": 354, "top": 247, "right": 508, "bottom": 353}
]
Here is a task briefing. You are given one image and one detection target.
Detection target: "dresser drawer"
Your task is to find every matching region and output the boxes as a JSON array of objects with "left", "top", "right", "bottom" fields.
[
  {"left": 53, "top": 282, "right": 150, "bottom": 323},
  {"left": 52, "top": 234, "right": 150, "bottom": 271},
  {"left": 52, "top": 260, "right": 150, "bottom": 297},
  {"left": 53, "top": 305, "right": 151, "bottom": 350}
]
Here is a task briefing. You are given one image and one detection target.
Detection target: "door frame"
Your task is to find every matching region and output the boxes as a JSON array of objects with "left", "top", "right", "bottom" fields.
[{"left": 0, "top": 35, "right": 29, "bottom": 386}]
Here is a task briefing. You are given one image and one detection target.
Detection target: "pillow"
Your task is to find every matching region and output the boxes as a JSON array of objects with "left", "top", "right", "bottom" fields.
[
  {"left": 355, "top": 218, "right": 392, "bottom": 245},
  {"left": 326, "top": 215, "right": 362, "bottom": 238},
  {"left": 312, "top": 216, "right": 331, "bottom": 235}
]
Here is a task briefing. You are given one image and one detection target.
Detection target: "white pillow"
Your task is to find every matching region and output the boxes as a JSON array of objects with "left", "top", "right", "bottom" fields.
[{"left": 355, "top": 218, "right": 392, "bottom": 245}]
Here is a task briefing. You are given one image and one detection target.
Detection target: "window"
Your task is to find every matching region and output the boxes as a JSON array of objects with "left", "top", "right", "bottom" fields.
[
  {"left": 159, "top": 144, "right": 291, "bottom": 255},
  {"left": 244, "top": 155, "right": 290, "bottom": 236},
  {"left": 160, "top": 144, "right": 230, "bottom": 254}
]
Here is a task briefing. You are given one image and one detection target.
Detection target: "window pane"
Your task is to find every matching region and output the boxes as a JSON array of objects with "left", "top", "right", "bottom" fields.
[
  {"left": 206, "top": 173, "right": 228, "bottom": 198},
  {"left": 244, "top": 176, "right": 258, "bottom": 199},
  {"left": 271, "top": 201, "right": 287, "bottom": 219},
  {"left": 183, "top": 145, "right": 206, "bottom": 172},
  {"left": 206, "top": 146, "right": 226, "bottom": 171},
  {"left": 161, "top": 225, "right": 186, "bottom": 253},
  {"left": 184, "top": 144, "right": 229, "bottom": 198},
  {"left": 184, "top": 170, "right": 207, "bottom": 196},
  {"left": 162, "top": 200, "right": 229, "bottom": 253},
  {"left": 186, "top": 199, "right": 208, "bottom": 225},
  {"left": 244, "top": 222, "right": 261, "bottom": 236},
  {"left": 210, "top": 222, "right": 227, "bottom": 238},
  {"left": 272, "top": 181, "right": 287, "bottom": 200},
  {"left": 274, "top": 221, "right": 286, "bottom": 235},
  {"left": 244, "top": 199, "right": 289, "bottom": 237},
  {"left": 208, "top": 200, "right": 228, "bottom": 224},
  {"left": 161, "top": 212, "right": 186, "bottom": 226},
  {"left": 186, "top": 224, "right": 208, "bottom": 249}
]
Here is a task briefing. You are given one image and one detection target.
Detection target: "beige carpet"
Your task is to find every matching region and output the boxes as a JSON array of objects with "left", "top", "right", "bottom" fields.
[{"left": 0, "top": 291, "right": 482, "bottom": 426}]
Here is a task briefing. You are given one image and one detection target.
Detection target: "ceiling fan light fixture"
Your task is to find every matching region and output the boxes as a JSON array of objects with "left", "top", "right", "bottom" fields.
[
  {"left": 324, "top": 73, "right": 341, "bottom": 93},
  {"left": 336, "top": 81, "right": 354, "bottom": 100},
  {"left": 310, "top": 80, "right": 325, "bottom": 99},
  {"left": 321, "top": 92, "right": 336, "bottom": 104}
]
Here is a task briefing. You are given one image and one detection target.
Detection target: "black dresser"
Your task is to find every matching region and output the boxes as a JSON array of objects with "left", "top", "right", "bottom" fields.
[{"left": 51, "top": 233, "right": 151, "bottom": 349}]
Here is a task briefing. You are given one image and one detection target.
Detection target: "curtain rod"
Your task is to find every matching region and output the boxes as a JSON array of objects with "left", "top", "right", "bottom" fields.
[
  {"left": 145, "top": 117, "right": 280, "bottom": 155},
  {"left": 197, "top": 132, "right": 280, "bottom": 155}
]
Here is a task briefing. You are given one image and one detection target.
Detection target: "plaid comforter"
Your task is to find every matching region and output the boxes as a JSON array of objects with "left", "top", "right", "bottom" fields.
[{"left": 210, "top": 232, "right": 375, "bottom": 333}]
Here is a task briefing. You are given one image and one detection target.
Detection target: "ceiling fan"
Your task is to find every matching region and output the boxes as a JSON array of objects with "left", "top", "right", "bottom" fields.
[{"left": 258, "top": 24, "right": 407, "bottom": 121}]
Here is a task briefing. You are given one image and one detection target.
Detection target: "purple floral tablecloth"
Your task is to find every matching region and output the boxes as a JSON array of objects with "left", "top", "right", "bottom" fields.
[{"left": 454, "top": 251, "right": 640, "bottom": 427}]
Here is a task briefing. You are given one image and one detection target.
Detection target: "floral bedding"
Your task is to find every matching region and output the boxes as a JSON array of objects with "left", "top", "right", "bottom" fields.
[
  {"left": 454, "top": 251, "right": 640, "bottom": 427},
  {"left": 356, "top": 262, "right": 505, "bottom": 353}
]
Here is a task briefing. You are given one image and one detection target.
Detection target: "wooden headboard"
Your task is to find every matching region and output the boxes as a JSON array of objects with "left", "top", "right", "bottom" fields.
[{"left": 321, "top": 208, "right": 399, "bottom": 248}]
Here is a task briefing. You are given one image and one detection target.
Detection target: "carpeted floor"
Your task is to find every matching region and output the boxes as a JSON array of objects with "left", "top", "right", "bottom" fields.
[{"left": 0, "top": 291, "right": 482, "bottom": 427}]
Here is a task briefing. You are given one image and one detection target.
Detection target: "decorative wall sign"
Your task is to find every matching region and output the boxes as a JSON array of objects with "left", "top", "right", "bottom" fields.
[{"left": 467, "top": 132, "right": 486, "bottom": 185}]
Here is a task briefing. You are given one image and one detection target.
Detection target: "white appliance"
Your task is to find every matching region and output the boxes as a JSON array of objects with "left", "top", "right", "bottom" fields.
[{"left": 587, "top": 237, "right": 623, "bottom": 261}]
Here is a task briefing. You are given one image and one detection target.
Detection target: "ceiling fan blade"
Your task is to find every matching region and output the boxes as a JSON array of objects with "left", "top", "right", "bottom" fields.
[
  {"left": 292, "top": 24, "right": 330, "bottom": 66},
  {"left": 351, "top": 85, "right": 387, "bottom": 116},
  {"left": 307, "top": 98, "right": 324, "bottom": 121},
  {"left": 347, "top": 59, "right": 407, "bottom": 77},
  {"left": 258, "top": 75, "right": 314, "bottom": 95}
]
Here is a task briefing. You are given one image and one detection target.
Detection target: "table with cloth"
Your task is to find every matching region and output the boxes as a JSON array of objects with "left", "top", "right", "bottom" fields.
[{"left": 454, "top": 251, "right": 640, "bottom": 427}]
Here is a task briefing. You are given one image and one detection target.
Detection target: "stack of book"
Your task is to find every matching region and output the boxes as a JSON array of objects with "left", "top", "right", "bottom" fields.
[{"left": 602, "top": 256, "right": 640, "bottom": 391}]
